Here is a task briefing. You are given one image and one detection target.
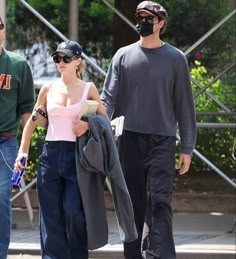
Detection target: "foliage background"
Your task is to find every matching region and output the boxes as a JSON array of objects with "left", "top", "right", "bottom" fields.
[{"left": 4, "top": 0, "right": 235, "bottom": 187}]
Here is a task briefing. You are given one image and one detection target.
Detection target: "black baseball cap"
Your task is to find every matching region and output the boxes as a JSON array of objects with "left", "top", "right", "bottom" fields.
[
  {"left": 136, "top": 1, "right": 168, "bottom": 21},
  {"left": 51, "top": 40, "right": 82, "bottom": 57}
]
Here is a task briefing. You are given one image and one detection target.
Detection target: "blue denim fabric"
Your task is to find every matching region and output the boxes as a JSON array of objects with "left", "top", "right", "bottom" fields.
[
  {"left": 37, "top": 141, "right": 88, "bottom": 259},
  {"left": 0, "top": 137, "right": 17, "bottom": 259}
]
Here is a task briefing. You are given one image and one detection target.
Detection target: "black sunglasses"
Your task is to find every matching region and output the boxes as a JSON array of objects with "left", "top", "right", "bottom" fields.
[
  {"left": 53, "top": 55, "right": 77, "bottom": 64},
  {"left": 135, "top": 15, "right": 157, "bottom": 24},
  {"left": 0, "top": 24, "right": 4, "bottom": 30}
]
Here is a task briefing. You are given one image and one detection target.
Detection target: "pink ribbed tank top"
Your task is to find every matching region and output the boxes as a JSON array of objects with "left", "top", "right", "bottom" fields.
[{"left": 45, "top": 82, "right": 91, "bottom": 142}]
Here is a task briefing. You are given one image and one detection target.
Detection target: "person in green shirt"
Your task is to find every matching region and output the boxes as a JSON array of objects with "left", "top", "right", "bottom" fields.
[{"left": 0, "top": 16, "right": 35, "bottom": 259}]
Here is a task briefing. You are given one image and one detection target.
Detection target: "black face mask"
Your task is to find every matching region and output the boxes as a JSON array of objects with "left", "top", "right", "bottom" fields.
[{"left": 136, "top": 21, "right": 154, "bottom": 37}]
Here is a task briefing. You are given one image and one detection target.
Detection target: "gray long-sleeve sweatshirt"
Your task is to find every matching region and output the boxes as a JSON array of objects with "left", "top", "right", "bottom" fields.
[{"left": 101, "top": 41, "right": 197, "bottom": 154}]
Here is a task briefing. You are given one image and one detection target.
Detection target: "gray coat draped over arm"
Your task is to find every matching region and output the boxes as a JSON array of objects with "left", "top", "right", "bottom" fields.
[{"left": 75, "top": 114, "right": 138, "bottom": 250}]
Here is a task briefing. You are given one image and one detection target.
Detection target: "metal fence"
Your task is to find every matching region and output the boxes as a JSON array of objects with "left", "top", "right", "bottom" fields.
[{"left": 10, "top": 0, "right": 236, "bottom": 227}]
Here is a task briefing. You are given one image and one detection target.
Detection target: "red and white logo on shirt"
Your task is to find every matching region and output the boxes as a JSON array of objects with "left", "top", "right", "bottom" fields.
[{"left": 0, "top": 74, "right": 11, "bottom": 89}]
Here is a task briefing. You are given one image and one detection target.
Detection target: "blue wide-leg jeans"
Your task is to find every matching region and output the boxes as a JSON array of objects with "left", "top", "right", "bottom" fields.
[
  {"left": 0, "top": 137, "right": 17, "bottom": 259},
  {"left": 37, "top": 141, "right": 88, "bottom": 259}
]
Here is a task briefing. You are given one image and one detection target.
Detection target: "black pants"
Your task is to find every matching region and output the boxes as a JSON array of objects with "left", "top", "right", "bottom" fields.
[{"left": 118, "top": 131, "right": 176, "bottom": 259}]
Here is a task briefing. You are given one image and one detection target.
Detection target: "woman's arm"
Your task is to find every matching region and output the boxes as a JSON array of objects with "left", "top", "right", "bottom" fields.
[
  {"left": 88, "top": 83, "right": 107, "bottom": 115},
  {"left": 73, "top": 83, "right": 107, "bottom": 137},
  {"left": 15, "top": 84, "right": 49, "bottom": 170}
]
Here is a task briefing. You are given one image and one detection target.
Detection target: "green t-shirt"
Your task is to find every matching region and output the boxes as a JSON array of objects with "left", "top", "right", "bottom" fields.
[{"left": 0, "top": 49, "right": 35, "bottom": 136}]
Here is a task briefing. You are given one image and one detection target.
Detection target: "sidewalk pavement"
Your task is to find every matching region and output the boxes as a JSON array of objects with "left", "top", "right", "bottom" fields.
[{"left": 9, "top": 208, "right": 236, "bottom": 259}]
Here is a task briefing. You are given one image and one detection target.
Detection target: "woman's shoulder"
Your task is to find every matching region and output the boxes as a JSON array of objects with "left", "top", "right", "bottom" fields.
[
  {"left": 39, "top": 84, "right": 49, "bottom": 93},
  {"left": 41, "top": 79, "right": 59, "bottom": 91},
  {"left": 83, "top": 81, "right": 99, "bottom": 98},
  {"left": 39, "top": 81, "right": 55, "bottom": 96},
  {"left": 80, "top": 81, "right": 96, "bottom": 90}
]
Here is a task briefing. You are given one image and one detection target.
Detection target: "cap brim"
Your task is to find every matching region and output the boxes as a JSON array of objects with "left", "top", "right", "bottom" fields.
[
  {"left": 136, "top": 9, "right": 156, "bottom": 16},
  {"left": 51, "top": 49, "right": 74, "bottom": 57}
]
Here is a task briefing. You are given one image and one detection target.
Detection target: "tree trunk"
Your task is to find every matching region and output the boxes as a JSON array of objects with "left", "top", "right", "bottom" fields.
[
  {"left": 69, "top": 0, "right": 79, "bottom": 41},
  {"left": 113, "top": 0, "right": 141, "bottom": 54}
]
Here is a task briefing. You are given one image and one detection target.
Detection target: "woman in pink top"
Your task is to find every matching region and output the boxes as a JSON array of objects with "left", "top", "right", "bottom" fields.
[{"left": 15, "top": 40, "right": 107, "bottom": 259}]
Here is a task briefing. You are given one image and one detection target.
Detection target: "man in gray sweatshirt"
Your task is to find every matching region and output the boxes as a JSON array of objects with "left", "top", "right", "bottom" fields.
[{"left": 101, "top": 1, "right": 197, "bottom": 259}]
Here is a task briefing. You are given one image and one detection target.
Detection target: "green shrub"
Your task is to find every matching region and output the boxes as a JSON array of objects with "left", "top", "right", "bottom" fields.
[
  {"left": 190, "top": 60, "right": 235, "bottom": 173},
  {"left": 17, "top": 126, "right": 46, "bottom": 183}
]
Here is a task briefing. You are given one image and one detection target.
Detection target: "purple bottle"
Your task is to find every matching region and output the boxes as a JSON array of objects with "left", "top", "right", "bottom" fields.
[{"left": 11, "top": 154, "right": 27, "bottom": 186}]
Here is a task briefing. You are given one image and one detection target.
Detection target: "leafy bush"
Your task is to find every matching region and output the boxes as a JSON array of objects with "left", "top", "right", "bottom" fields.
[
  {"left": 17, "top": 125, "right": 46, "bottom": 183},
  {"left": 24, "top": 127, "right": 46, "bottom": 182},
  {"left": 190, "top": 61, "right": 235, "bottom": 173}
]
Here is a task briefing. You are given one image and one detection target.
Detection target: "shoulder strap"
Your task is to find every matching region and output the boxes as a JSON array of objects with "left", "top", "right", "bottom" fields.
[
  {"left": 81, "top": 82, "right": 92, "bottom": 102},
  {"left": 42, "top": 81, "right": 53, "bottom": 106}
]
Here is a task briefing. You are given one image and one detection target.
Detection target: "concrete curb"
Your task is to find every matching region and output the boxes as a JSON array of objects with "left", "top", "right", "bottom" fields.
[
  {"left": 172, "top": 193, "right": 236, "bottom": 213},
  {"left": 8, "top": 248, "right": 236, "bottom": 259},
  {"left": 12, "top": 190, "right": 236, "bottom": 213}
]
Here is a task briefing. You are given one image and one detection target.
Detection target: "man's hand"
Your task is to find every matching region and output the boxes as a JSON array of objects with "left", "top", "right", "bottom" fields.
[{"left": 176, "top": 153, "right": 191, "bottom": 175}]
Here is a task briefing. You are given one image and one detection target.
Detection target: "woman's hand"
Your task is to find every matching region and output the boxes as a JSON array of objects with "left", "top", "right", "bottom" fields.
[
  {"left": 14, "top": 153, "right": 28, "bottom": 172},
  {"left": 73, "top": 120, "right": 89, "bottom": 137}
]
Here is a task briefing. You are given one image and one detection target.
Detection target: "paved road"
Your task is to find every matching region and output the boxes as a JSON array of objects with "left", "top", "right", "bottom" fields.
[{"left": 9, "top": 210, "right": 236, "bottom": 259}]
